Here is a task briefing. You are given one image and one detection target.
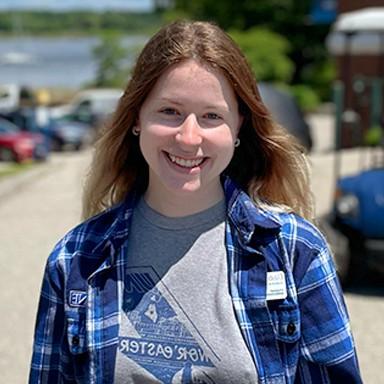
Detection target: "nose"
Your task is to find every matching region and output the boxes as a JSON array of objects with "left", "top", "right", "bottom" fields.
[{"left": 176, "top": 114, "right": 203, "bottom": 147}]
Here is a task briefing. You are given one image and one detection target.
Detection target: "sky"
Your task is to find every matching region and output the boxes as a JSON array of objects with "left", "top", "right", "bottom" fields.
[{"left": 0, "top": 0, "right": 154, "bottom": 12}]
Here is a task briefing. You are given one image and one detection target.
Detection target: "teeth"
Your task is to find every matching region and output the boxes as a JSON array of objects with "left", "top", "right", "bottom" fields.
[{"left": 168, "top": 154, "right": 204, "bottom": 168}]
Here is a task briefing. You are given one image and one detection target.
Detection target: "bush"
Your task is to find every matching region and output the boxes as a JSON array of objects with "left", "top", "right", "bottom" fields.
[
  {"left": 91, "top": 32, "right": 135, "bottom": 88},
  {"left": 289, "top": 84, "right": 321, "bottom": 113},
  {"left": 229, "top": 27, "right": 294, "bottom": 83},
  {"left": 301, "top": 59, "right": 336, "bottom": 102}
]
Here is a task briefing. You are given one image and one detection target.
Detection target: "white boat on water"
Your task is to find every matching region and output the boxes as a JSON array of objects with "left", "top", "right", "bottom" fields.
[{"left": 0, "top": 51, "right": 38, "bottom": 65}]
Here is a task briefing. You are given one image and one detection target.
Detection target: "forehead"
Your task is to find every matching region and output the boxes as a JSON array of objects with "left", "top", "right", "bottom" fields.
[
  {"left": 146, "top": 59, "right": 236, "bottom": 103},
  {"left": 164, "top": 59, "right": 216, "bottom": 79}
]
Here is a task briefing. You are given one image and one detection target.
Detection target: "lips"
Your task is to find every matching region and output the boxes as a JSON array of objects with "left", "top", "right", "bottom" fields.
[{"left": 166, "top": 152, "right": 206, "bottom": 168}]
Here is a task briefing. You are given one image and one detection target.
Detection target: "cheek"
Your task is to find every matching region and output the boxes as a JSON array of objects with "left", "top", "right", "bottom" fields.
[
  {"left": 209, "top": 129, "right": 236, "bottom": 150},
  {"left": 141, "top": 123, "right": 173, "bottom": 138},
  {"left": 205, "top": 138, "right": 235, "bottom": 167},
  {"left": 139, "top": 126, "right": 169, "bottom": 156},
  {"left": 219, "top": 138, "right": 235, "bottom": 153}
]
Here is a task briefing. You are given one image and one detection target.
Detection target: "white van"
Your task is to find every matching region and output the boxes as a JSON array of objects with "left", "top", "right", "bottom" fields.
[
  {"left": 0, "top": 84, "right": 21, "bottom": 112},
  {"left": 50, "top": 88, "right": 123, "bottom": 125}
]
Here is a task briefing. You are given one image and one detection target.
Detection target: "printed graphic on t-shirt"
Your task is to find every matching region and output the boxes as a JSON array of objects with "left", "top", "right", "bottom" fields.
[{"left": 117, "top": 266, "right": 218, "bottom": 383}]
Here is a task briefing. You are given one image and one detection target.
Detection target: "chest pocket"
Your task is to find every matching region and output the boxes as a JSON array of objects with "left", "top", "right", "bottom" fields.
[
  {"left": 66, "top": 311, "right": 91, "bottom": 382},
  {"left": 271, "top": 301, "right": 301, "bottom": 344},
  {"left": 67, "top": 313, "right": 87, "bottom": 355}
]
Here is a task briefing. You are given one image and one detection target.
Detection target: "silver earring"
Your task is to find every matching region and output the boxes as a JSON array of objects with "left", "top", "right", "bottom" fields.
[
  {"left": 234, "top": 138, "right": 240, "bottom": 148},
  {"left": 132, "top": 127, "right": 140, "bottom": 136}
]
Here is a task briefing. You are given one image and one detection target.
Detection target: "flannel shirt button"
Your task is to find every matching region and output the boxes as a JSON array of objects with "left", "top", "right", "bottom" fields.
[
  {"left": 287, "top": 322, "right": 296, "bottom": 336},
  {"left": 72, "top": 335, "right": 80, "bottom": 346}
]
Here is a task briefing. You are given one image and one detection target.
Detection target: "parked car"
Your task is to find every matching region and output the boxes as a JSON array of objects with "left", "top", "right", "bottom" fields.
[
  {"left": 50, "top": 88, "right": 123, "bottom": 128},
  {"left": 320, "top": 163, "right": 384, "bottom": 285},
  {"left": 258, "top": 82, "right": 313, "bottom": 152},
  {"left": 47, "top": 118, "right": 94, "bottom": 151},
  {"left": 0, "top": 117, "right": 48, "bottom": 162},
  {"left": 0, "top": 107, "right": 94, "bottom": 152},
  {"left": 0, "top": 84, "right": 34, "bottom": 113}
]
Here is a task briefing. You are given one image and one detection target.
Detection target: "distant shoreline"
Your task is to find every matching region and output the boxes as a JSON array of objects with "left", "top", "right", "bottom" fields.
[
  {"left": 0, "top": 35, "right": 141, "bottom": 90},
  {"left": 0, "top": 10, "right": 163, "bottom": 37}
]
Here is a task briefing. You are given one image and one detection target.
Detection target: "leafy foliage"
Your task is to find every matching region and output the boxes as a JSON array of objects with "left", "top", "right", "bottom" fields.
[
  {"left": 0, "top": 11, "right": 162, "bottom": 35},
  {"left": 289, "top": 84, "right": 321, "bottom": 112},
  {"left": 167, "top": 0, "right": 333, "bottom": 105},
  {"left": 229, "top": 28, "right": 294, "bottom": 83},
  {"left": 92, "top": 32, "right": 128, "bottom": 87},
  {"left": 91, "top": 32, "right": 145, "bottom": 88}
]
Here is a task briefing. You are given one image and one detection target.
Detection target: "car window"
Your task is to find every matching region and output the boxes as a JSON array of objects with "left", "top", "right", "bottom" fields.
[
  {"left": 94, "top": 98, "right": 119, "bottom": 113},
  {"left": 0, "top": 118, "right": 19, "bottom": 133}
]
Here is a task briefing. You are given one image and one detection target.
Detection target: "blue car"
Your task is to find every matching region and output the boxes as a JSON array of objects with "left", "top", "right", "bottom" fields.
[
  {"left": 45, "top": 118, "right": 94, "bottom": 151},
  {"left": 321, "top": 167, "right": 384, "bottom": 284},
  {"left": 0, "top": 107, "right": 94, "bottom": 152}
]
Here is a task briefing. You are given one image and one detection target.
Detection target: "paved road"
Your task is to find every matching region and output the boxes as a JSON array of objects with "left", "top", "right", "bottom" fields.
[
  {"left": 0, "top": 151, "right": 88, "bottom": 384},
  {"left": 0, "top": 115, "right": 383, "bottom": 383}
]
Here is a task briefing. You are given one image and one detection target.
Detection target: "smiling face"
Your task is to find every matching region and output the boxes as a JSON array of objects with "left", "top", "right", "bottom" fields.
[{"left": 137, "top": 59, "right": 243, "bottom": 215}]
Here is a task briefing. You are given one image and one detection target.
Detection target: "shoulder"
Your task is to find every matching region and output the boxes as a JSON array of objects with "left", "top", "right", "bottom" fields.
[
  {"left": 275, "top": 210, "right": 328, "bottom": 253},
  {"left": 47, "top": 200, "right": 129, "bottom": 268},
  {"left": 260, "top": 207, "right": 332, "bottom": 285},
  {"left": 253, "top": 198, "right": 327, "bottom": 251}
]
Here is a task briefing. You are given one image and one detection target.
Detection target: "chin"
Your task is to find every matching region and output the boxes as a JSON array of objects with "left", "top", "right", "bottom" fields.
[{"left": 166, "top": 179, "right": 203, "bottom": 195}]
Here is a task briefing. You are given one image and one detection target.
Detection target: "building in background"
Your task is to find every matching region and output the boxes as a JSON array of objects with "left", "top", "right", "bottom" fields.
[
  {"left": 338, "top": 0, "right": 384, "bottom": 13},
  {"left": 324, "top": 0, "right": 384, "bottom": 147}
]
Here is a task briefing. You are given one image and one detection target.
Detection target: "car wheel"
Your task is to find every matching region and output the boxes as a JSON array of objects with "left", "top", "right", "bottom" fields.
[
  {"left": 344, "top": 236, "right": 369, "bottom": 286},
  {"left": 50, "top": 138, "right": 63, "bottom": 152},
  {"left": 74, "top": 143, "right": 82, "bottom": 151},
  {"left": 34, "top": 145, "right": 48, "bottom": 161},
  {"left": 0, "top": 147, "right": 17, "bottom": 162}
]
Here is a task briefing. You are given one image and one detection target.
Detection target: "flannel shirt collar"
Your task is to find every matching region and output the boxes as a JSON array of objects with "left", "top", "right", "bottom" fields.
[
  {"left": 88, "top": 177, "right": 282, "bottom": 265},
  {"left": 222, "top": 176, "right": 282, "bottom": 249},
  {"left": 88, "top": 190, "right": 140, "bottom": 267}
]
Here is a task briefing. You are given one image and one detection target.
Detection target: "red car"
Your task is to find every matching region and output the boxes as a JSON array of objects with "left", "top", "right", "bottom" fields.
[{"left": 0, "top": 117, "right": 48, "bottom": 162}]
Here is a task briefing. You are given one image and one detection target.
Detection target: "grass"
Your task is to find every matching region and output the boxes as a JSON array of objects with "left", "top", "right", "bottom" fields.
[{"left": 0, "top": 161, "right": 36, "bottom": 179}]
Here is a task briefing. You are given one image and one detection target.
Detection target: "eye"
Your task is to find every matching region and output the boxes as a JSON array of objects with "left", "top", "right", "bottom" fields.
[
  {"left": 160, "top": 108, "right": 179, "bottom": 116},
  {"left": 204, "top": 112, "right": 221, "bottom": 120}
]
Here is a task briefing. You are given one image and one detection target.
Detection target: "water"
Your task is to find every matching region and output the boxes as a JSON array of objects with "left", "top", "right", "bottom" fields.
[{"left": 0, "top": 35, "right": 147, "bottom": 89}]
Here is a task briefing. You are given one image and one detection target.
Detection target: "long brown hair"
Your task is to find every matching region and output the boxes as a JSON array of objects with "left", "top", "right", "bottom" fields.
[{"left": 82, "top": 20, "right": 313, "bottom": 220}]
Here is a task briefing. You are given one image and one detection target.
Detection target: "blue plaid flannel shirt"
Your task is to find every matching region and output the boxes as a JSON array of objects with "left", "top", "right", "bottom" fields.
[{"left": 29, "top": 177, "right": 362, "bottom": 383}]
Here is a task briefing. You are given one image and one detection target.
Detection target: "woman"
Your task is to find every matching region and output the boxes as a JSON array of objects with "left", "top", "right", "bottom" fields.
[{"left": 29, "top": 20, "right": 362, "bottom": 383}]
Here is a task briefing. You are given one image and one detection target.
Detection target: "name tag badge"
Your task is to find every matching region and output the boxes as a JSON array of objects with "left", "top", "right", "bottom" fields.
[{"left": 266, "top": 271, "right": 287, "bottom": 300}]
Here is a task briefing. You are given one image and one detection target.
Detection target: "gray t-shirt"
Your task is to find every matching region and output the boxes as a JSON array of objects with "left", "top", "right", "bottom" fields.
[{"left": 114, "top": 198, "right": 258, "bottom": 383}]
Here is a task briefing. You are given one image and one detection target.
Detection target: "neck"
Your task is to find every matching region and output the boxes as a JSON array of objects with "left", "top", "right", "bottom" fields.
[{"left": 144, "top": 182, "right": 224, "bottom": 218}]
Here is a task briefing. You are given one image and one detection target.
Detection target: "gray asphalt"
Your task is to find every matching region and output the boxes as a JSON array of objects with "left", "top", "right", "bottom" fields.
[
  {"left": 0, "top": 113, "right": 383, "bottom": 383},
  {"left": 0, "top": 151, "right": 87, "bottom": 383}
]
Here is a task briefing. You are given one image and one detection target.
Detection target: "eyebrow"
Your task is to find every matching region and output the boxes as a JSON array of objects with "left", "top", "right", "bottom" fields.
[
  {"left": 157, "top": 97, "right": 183, "bottom": 106},
  {"left": 158, "top": 97, "right": 230, "bottom": 111}
]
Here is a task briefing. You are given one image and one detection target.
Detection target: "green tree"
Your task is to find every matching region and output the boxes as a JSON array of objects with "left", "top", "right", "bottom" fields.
[
  {"left": 168, "top": 0, "right": 333, "bottom": 102},
  {"left": 92, "top": 32, "right": 129, "bottom": 87},
  {"left": 229, "top": 27, "right": 293, "bottom": 83},
  {"left": 0, "top": 11, "right": 162, "bottom": 35}
]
